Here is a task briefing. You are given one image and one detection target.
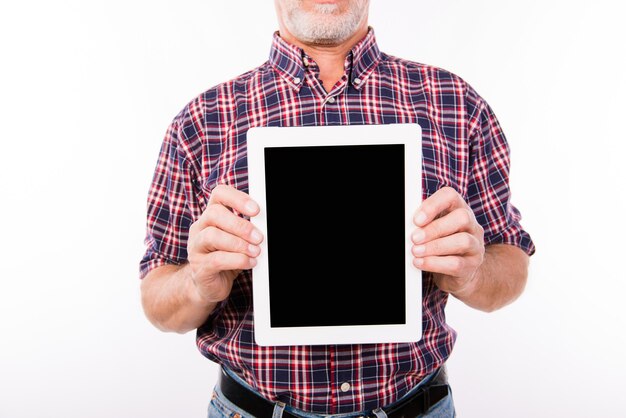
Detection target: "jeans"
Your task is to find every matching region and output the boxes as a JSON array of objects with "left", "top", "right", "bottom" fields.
[{"left": 208, "top": 368, "right": 455, "bottom": 418}]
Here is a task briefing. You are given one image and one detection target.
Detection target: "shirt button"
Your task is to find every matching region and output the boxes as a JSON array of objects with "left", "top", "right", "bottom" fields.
[
  {"left": 327, "top": 97, "right": 336, "bottom": 104},
  {"left": 340, "top": 382, "right": 351, "bottom": 392},
  {"left": 303, "top": 57, "right": 309, "bottom": 66},
  {"left": 354, "top": 78, "right": 361, "bottom": 85},
  {"left": 293, "top": 77, "right": 301, "bottom": 84}
]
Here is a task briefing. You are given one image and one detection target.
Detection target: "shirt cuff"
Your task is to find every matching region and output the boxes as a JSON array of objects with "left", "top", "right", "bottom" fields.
[
  {"left": 139, "top": 254, "right": 184, "bottom": 280},
  {"left": 484, "top": 225, "right": 535, "bottom": 256}
]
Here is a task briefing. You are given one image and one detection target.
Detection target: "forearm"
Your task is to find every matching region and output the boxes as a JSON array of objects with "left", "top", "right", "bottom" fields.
[
  {"left": 451, "top": 244, "right": 529, "bottom": 313},
  {"left": 140, "top": 263, "right": 218, "bottom": 334}
]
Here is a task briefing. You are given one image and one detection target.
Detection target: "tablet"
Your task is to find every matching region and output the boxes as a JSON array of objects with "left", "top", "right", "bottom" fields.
[{"left": 246, "top": 123, "right": 422, "bottom": 346}]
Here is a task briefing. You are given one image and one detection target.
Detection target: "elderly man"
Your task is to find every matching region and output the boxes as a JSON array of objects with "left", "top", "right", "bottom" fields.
[{"left": 139, "top": 0, "right": 535, "bottom": 417}]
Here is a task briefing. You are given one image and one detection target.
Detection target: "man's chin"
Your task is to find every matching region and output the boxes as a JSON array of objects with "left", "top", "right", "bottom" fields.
[{"left": 294, "top": 28, "right": 352, "bottom": 46}]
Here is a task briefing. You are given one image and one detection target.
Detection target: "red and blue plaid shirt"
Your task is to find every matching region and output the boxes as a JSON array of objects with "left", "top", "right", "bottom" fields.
[{"left": 140, "top": 29, "right": 535, "bottom": 414}]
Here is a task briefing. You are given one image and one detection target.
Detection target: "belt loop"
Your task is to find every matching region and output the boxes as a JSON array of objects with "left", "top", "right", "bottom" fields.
[
  {"left": 372, "top": 408, "right": 388, "bottom": 418},
  {"left": 423, "top": 389, "right": 431, "bottom": 411},
  {"left": 272, "top": 401, "right": 286, "bottom": 418}
]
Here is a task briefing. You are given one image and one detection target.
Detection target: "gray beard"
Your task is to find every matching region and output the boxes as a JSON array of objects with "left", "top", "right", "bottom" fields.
[{"left": 282, "top": 2, "right": 366, "bottom": 45}]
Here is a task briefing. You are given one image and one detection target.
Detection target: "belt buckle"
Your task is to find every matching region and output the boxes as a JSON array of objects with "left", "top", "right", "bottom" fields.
[{"left": 369, "top": 408, "right": 385, "bottom": 418}]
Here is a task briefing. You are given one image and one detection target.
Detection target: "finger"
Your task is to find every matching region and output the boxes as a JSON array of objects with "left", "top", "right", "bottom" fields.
[
  {"left": 194, "top": 226, "right": 261, "bottom": 257},
  {"left": 411, "top": 207, "right": 475, "bottom": 244},
  {"left": 195, "top": 251, "right": 258, "bottom": 277},
  {"left": 195, "top": 204, "right": 264, "bottom": 244},
  {"left": 412, "top": 232, "right": 480, "bottom": 258},
  {"left": 414, "top": 187, "right": 466, "bottom": 227},
  {"left": 412, "top": 255, "right": 470, "bottom": 278},
  {"left": 208, "top": 184, "right": 260, "bottom": 217}
]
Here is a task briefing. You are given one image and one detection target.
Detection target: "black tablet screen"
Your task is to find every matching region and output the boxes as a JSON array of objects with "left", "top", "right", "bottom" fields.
[{"left": 264, "top": 144, "right": 406, "bottom": 328}]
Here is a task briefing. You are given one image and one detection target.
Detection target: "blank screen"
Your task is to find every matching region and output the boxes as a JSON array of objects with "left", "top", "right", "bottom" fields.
[{"left": 264, "top": 144, "right": 406, "bottom": 328}]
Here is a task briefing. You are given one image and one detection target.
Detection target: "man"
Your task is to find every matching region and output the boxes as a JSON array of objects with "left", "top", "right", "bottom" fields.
[{"left": 139, "top": 0, "right": 535, "bottom": 417}]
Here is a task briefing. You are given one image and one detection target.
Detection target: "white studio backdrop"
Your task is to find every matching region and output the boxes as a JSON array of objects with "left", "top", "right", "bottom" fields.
[{"left": 0, "top": 1, "right": 624, "bottom": 417}]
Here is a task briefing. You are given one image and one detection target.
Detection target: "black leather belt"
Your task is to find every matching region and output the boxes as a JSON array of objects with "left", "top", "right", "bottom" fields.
[{"left": 218, "top": 368, "right": 450, "bottom": 418}]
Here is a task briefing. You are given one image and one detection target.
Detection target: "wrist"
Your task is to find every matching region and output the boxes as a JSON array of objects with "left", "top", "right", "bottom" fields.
[
  {"left": 451, "top": 266, "right": 483, "bottom": 301},
  {"left": 181, "top": 264, "right": 218, "bottom": 310}
]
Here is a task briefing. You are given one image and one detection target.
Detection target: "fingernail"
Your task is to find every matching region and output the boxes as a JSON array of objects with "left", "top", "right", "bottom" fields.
[
  {"left": 413, "top": 258, "right": 424, "bottom": 267},
  {"left": 245, "top": 200, "right": 259, "bottom": 214},
  {"left": 251, "top": 229, "right": 263, "bottom": 243},
  {"left": 414, "top": 211, "right": 427, "bottom": 226},
  {"left": 249, "top": 257, "right": 257, "bottom": 267},
  {"left": 412, "top": 229, "right": 425, "bottom": 243},
  {"left": 413, "top": 245, "right": 425, "bottom": 255},
  {"left": 248, "top": 244, "right": 260, "bottom": 256}
]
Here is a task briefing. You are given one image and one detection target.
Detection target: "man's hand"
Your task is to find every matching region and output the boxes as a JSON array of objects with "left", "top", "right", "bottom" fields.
[
  {"left": 186, "top": 185, "right": 264, "bottom": 304},
  {"left": 140, "top": 185, "right": 263, "bottom": 333},
  {"left": 411, "top": 187, "right": 485, "bottom": 298},
  {"left": 411, "top": 186, "right": 530, "bottom": 312}
]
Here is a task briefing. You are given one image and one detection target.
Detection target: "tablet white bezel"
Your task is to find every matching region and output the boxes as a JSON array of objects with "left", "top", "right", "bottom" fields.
[{"left": 247, "top": 123, "right": 422, "bottom": 346}]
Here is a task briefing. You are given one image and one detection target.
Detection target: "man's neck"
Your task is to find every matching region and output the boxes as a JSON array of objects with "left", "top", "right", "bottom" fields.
[{"left": 279, "top": 26, "right": 369, "bottom": 92}]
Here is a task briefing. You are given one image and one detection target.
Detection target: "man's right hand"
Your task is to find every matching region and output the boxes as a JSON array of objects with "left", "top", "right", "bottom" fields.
[
  {"left": 186, "top": 185, "right": 264, "bottom": 304},
  {"left": 140, "top": 184, "right": 262, "bottom": 333}
]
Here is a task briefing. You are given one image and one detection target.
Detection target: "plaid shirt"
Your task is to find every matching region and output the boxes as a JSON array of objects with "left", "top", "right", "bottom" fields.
[{"left": 140, "top": 29, "right": 535, "bottom": 414}]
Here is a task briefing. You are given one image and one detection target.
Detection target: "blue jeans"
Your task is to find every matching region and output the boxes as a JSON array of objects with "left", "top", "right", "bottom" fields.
[{"left": 208, "top": 369, "right": 455, "bottom": 418}]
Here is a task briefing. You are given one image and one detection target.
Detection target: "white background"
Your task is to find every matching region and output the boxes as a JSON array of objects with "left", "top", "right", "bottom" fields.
[{"left": 0, "top": 1, "right": 624, "bottom": 417}]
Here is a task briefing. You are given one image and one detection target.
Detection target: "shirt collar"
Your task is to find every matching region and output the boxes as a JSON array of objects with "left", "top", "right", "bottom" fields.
[{"left": 269, "top": 28, "right": 382, "bottom": 91}]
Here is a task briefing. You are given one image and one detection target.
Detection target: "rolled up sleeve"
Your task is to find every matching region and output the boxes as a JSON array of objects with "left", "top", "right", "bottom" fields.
[
  {"left": 465, "top": 91, "right": 535, "bottom": 256},
  {"left": 139, "top": 118, "right": 204, "bottom": 279}
]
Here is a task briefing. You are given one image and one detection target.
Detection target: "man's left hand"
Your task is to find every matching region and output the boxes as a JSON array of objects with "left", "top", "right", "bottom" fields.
[{"left": 411, "top": 187, "right": 485, "bottom": 296}]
